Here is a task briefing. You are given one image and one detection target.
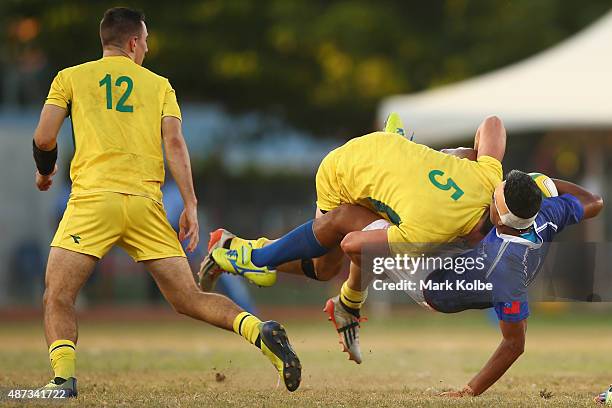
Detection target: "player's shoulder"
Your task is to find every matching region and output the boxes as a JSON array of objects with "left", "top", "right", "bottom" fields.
[
  {"left": 55, "top": 60, "right": 100, "bottom": 77},
  {"left": 133, "top": 64, "right": 171, "bottom": 84},
  {"left": 539, "top": 194, "right": 583, "bottom": 218},
  {"left": 72, "top": 58, "right": 171, "bottom": 85},
  {"left": 538, "top": 196, "right": 560, "bottom": 215},
  {"left": 113, "top": 62, "right": 171, "bottom": 88},
  {"left": 475, "top": 154, "right": 502, "bottom": 169},
  {"left": 542, "top": 193, "right": 580, "bottom": 207}
]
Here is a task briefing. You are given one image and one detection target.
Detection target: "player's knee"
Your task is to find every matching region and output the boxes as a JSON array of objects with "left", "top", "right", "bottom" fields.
[
  {"left": 43, "top": 287, "right": 73, "bottom": 309},
  {"left": 340, "top": 232, "right": 361, "bottom": 256},
  {"left": 42, "top": 289, "right": 51, "bottom": 308}
]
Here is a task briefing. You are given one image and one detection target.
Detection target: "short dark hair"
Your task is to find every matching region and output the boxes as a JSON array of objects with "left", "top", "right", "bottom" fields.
[
  {"left": 503, "top": 170, "right": 542, "bottom": 219},
  {"left": 100, "top": 7, "right": 145, "bottom": 47}
]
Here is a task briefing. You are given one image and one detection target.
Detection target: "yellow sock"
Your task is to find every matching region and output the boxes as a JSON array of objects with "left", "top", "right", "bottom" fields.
[
  {"left": 233, "top": 312, "right": 262, "bottom": 347},
  {"left": 340, "top": 281, "right": 368, "bottom": 310},
  {"left": 49, "top": 339, "right": 76, "bottom": 380}
]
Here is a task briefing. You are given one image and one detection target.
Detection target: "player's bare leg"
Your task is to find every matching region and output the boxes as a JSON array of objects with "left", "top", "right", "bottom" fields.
[
  {"left": 345, "top": 258, "right": 369, "bottom": 292},
  {"left": 200, "top": 204, "right": 381, "bottom": 289},
  {"left": 324, "top": 226, "right": 390, "bottom": 364},
  {"left": 324, "top": 262, "right": 367, "bottom": 363},
  {"left": 145, "top": 256, "right": 242, "bottom": 329},
  {"left": 145, "top": 256, "right": 301, "bottom": 391},
  {"left": 41, "top": 247, "right": 97, "bottom": 396},
  {"left": 44, "top": 248, "right": 97, "bottom": 344}
]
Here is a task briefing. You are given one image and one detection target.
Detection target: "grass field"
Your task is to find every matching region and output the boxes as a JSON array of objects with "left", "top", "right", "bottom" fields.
[{"left": 1, "top": 307, "right": 610, "bottom": 407}]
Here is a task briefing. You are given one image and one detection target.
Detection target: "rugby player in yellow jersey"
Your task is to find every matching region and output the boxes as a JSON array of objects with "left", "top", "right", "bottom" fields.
[
  {"left": 32, "top": 7, "right": 300, "bottom": 397},
  {"left": 202, "top": 115, "right": 504, "bottom": 282},
  {"left": 200, "top": 114, "right": 505, "bottom": 361}
]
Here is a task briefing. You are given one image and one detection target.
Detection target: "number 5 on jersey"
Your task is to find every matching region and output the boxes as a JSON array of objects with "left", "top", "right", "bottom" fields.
[
  {"left": 99, "top": 74, "right": 134, "bottom": 112},
  {"left": 429, "top": 169, "right": 464, "bottom": 200}
]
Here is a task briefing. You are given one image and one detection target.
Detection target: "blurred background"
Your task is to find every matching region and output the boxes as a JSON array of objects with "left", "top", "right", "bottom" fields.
[{"left": 0, "top": 0, "right": 610, "bottom": 315}]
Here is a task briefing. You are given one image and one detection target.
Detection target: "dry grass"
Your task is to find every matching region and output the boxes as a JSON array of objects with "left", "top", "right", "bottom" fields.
[{"left": 0, "top": 308, "right": 609, "bottom": 407}]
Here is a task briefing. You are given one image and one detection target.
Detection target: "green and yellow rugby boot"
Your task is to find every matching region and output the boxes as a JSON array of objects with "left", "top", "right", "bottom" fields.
[
  {"left": 383, "top": 111, "right": 405, "bottom": 136},
  {"left": 198, "top": 229, "right": 271, "bottom": 291}
]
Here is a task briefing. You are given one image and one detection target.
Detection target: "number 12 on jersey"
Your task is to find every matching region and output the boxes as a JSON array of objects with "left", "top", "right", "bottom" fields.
[{"left": 99, "top": 74, "right": 134, "bottom": 112}]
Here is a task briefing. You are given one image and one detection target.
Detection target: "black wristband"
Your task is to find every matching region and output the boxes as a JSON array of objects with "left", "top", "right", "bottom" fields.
[{"left": 33, "top": 140, "right": 57, "bottom": 176}]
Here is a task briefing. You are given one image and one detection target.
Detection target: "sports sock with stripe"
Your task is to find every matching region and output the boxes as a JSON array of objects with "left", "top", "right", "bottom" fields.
[
  {"left": 48, "top": 339, "right": 76, "bottom": 380},
  {"left": 233, "top": 312, "right": 263, "bottom": 349},
  {"left": 339, "top": 281, "right": 368, "bottom": 313},
  {"left": 251, "top": 220, "right": 327, "bottom": 268}
]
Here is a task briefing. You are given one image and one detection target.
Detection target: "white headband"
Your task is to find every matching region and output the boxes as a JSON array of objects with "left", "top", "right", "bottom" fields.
[{"left": 494, "top": 182, "right": 537, "bottom": 230}]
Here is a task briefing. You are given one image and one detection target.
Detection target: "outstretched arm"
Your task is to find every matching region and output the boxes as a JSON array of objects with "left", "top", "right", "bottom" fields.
[
  {"left": 442, "top": 115, "right": 507, "bottom": 162},
  {"left": 162, "top": 116, "right": 199, "bottom": 252},
  {"left": 441, "top": 319, "right": 527, "bottom": 397},
  {"left": 33, "top": 104, "right": 66, "bottom": 191},
  {"left": 552, "top": 179, "right": 604, "bottom": 220},
  {"left": 473, "top": 115, "right": 506, "bottom": 162}
]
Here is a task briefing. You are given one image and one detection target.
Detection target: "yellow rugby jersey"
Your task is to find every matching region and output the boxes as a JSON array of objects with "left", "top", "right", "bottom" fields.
[
  {"left": 324, "top": 132, "right": 502, "bottom": 246},
  {"left": 45, "top": 56, "right": 181, "bottom": 203}
]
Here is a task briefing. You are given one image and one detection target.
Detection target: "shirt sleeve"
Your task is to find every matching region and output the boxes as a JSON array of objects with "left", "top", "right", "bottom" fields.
[
  {"left": 386, "top": 225, "right": 405, "bottom": 249},
  {"left": 45, "top": 70, "right": 71, "bottom": 110},
  {"left": 162, "top": 80, "right": 181, "bottom": 121},
  {"left": 540, "top": 194, "right": 584, "bottom": 231},
  {"left": 386, "top": 225, "right": 428, "bottom": 255},
  {"left": 475, "top": 155, "right": 503, "bottom": 188}
]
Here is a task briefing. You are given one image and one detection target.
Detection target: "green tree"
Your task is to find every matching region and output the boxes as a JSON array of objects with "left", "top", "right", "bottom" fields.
[{"left": 1, "top": 0, "right": 609, "bottom": 137}]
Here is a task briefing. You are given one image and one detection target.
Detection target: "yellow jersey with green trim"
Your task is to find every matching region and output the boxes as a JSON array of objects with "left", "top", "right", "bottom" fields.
[
  {"left": 315, "top": 132, "right": 502, "bottom": 248},
  {"left": 45, "top": 55, "right": 181, "bottom": 203}
]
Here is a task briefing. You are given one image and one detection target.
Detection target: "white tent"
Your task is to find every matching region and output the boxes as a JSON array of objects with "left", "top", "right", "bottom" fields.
[{"left": 378, "top": 11, "right": 612, "bottom": 145}]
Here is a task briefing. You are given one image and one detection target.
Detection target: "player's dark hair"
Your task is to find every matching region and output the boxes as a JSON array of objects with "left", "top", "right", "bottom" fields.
[
  {"left": 503, "top": 170, "right": 542, "bottom": 219},
  {"left": 100, "top": 7, "right": 145, "bottom": 48}
]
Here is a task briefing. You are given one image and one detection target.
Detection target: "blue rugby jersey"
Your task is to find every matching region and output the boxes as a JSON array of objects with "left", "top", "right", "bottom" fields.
[{"left": 423, "top": 194, "right": 584, "bottom": 322}]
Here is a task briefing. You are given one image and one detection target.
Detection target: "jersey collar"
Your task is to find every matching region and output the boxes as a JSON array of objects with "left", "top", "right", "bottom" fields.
[
  {"left": 495, "top": 223, "right": 543, "bottom": 249},
  {"left": 101, "top": 55, "right": 134, "bottom": 63}
]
